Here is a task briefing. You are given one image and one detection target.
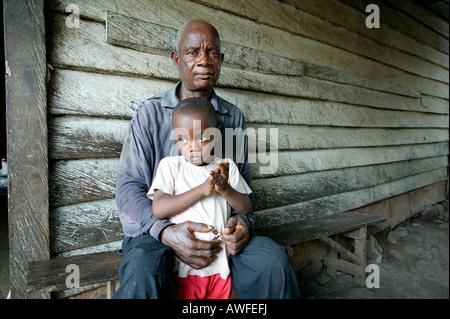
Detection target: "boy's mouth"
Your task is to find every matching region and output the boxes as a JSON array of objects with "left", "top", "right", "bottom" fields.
[{"left": 190, "top": 153, "right": 203, "bottom": 164}]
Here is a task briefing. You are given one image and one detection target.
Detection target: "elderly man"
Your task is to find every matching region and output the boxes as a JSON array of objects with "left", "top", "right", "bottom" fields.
[{"left": 113, "top": 19, "right": 301, "bottom": 299}]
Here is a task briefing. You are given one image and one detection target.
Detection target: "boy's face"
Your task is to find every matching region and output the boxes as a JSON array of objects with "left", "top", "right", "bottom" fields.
[{"left": 172, "top": 112, "right": 219, "bottom": 165}]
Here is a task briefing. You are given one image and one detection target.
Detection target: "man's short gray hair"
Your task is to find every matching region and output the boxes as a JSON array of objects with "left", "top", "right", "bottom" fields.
[{"left": 174, "top": 19, "right": 221, "bottom": 52}]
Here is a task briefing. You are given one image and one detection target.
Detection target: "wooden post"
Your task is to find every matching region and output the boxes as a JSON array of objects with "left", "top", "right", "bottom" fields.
[{"left": 3, "top": 0, "right": 49, "bottom": 298}]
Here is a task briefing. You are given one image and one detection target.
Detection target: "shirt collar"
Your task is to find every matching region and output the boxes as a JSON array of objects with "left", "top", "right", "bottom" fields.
[{"left": 161, "top": 81, "right": 228, "bottom": 114}]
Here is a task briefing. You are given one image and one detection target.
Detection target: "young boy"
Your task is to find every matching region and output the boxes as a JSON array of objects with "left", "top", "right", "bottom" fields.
[{"left": 147, "top": 97, "right": 252, "bottom": 299}]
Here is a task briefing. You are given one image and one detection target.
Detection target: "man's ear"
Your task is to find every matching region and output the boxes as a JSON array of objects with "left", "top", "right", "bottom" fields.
[{"left": 171, "top": 51, "right": 180, "bottom": 69}]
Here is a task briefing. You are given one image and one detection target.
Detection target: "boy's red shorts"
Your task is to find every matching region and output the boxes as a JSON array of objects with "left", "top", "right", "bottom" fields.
[{"left": 175, "top": 273, "right": 232, "bottom": 299}]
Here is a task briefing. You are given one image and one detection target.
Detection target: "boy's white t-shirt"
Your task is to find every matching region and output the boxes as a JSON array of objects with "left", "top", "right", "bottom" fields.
[{"left": 147, "top": 156, "right": 252, "bottom": 280}]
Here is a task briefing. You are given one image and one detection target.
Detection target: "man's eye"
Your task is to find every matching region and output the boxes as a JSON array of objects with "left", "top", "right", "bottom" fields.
[
  {"left": 200, "top": 136, "right": 211, "bottom": 142},
  {"left": 178, "top": 137, "right": 188, "bottom": 143}
]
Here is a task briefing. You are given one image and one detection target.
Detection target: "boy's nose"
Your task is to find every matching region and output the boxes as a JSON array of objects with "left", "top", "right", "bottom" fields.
[{"left": 190, "top": 139, "right": 201, "bottom": 151}]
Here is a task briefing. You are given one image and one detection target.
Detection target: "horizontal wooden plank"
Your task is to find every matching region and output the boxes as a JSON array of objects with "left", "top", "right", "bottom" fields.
[
  {"left": 281, "top": 0, "right": 449, "bottom": 66},
  {"left": 49, "top": 117, "right": 128, "bottom": 159},
  {"left": 251, "top": 142, "right": 449, "bottom": 179},
  {"left": 256, "top": 211, "right": 385, "bottom": 246},
  {"left": 194, "top": 0, "right": 448, "bottom": 84},
  {"left": 27, "top": 250, "right": 121, "bottom": 293},
  {"left": 49, "top": 69, "right": 450, "bottom": 119},
  {"left": 48, "top": 15, "right": 436, "bottom": 112},
  {"left": 49, "top": 158, "right": 118, "bottom": 208},
  {"left": 48, "top": 0, "right": 449, "bottom": 99},
  {"left": 384, "top": 0, "right": 449, "bottom": 38},
  {"left": 251, "top": 156, "right": 448, "bottom": 211},
  {"left": 48, "top": 69, "right": 167, "bottom": 118},
  {"left": 49, "top": 142, "right": 448, "bottom": 207},
  {"left": 48, "top": 115, "right": 450, "bottom": 159},
  {"left": 254, "top": 168, "right": 447, "bottom": 228},
  {"left": 331, "top": 0, "right": 449, "bottom": 53},
  {"left": 50, "top": 199, "right": 122, "bottom": 254}
]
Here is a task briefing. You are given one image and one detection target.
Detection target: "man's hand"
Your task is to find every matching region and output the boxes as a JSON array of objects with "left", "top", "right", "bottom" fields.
[
  {"left": 221, "top": 215, "right": 250, "bottom": 256},
  {"left": 160, "top": 221, "right": 222, "bottom": 269}
]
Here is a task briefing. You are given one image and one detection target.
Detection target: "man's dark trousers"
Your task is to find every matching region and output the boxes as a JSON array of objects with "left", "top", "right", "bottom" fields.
[{"left": 112, "top": 231, "right": 301, "bottom": 299}]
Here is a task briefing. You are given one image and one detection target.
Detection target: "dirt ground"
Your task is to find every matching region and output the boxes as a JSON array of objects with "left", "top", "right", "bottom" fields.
[
  {"left": 0, "top": 198, "right": 448, "bottom": 299},
  {"left": 297, "top": 200, "right": 449, "bottom": 299}
]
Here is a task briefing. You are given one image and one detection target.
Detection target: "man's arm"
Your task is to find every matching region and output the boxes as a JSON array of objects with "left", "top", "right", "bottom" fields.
[{"left": 116, "top": 106, "right": 161, "bottom": 237}]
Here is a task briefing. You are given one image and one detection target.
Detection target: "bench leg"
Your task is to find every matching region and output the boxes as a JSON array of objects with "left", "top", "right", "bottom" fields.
[
  {"left": 106, "top": 280, "right": 120, "bottom": 299},
  {"left": 322, "top": 226, "right": 368, "bottom": 287},
  {"left": 326, "top": 237, "right": 338, "bottom": 277},
  {"left": 352, "top": 227, "right": 367, "bottom": 286}
]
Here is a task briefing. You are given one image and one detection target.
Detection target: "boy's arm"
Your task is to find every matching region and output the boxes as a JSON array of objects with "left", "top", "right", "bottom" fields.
[
  {"left": 218, "top": 186, "right": 252, "bottom": 215},
  {"left": 152, "top": 179, "right": 215, "bottom": 220},
  {"left": 210, "top": 160, "right": 252, "bottom": 215}
]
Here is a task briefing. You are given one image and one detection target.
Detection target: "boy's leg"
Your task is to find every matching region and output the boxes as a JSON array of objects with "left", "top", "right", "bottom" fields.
[
  {"left": 230, "top": 232, "right": 301, "bottom": 299},
  {"left": 112, "top": 233, "right": 178, "bottom": 299}
]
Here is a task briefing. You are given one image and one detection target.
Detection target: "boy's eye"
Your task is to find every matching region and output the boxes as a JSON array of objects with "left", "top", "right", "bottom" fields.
[
  {"left": 200, "top": 136, "right": 211, "bottom": 142},
  {"left": 178, "top": 137, "right": 188, "bottom": 144}
]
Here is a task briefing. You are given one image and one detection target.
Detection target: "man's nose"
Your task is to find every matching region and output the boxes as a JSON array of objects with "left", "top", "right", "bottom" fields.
[{"left": 196, "top": 51, "right": 211, "bottom": 66}]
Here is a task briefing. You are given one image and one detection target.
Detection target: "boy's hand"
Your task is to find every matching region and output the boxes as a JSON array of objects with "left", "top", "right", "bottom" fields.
[
  {"left": 200, "top": 177, "right": 215, "bottom": 196},
  {"left": 210, "top": 160, "right": 229, "bottom": 194}
]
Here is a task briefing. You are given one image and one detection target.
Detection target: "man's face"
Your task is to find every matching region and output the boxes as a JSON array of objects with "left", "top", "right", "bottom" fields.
[{"left": 172, "top": 23, "right": 224, "bottom": 94}]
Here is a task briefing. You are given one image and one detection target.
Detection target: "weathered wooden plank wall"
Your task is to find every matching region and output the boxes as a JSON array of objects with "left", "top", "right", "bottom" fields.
[{"left": 44, "top": 0, "right": 449, "bottom": 258}]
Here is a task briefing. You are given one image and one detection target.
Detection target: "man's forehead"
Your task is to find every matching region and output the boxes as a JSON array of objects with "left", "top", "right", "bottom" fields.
[{"left": 180, "top": 23, "right": 220, "bottom": 46}]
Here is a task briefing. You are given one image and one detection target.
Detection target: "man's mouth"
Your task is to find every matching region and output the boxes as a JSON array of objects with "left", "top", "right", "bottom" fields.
[{"left": 195, "top": 73, "right": 214, "bottom": 79}]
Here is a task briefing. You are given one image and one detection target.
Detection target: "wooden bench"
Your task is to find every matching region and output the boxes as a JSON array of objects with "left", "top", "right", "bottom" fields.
[
  {"left": 27, "top": 211, "right": 385, "bottom": 297},
  {"left": 257, "top": 211, "right": 386, "bottom": 286}
]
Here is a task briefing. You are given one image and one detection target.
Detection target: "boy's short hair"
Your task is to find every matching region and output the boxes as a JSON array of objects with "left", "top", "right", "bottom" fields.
[{"left": 173, "top": 97, "right": 218, "bottom": 127}]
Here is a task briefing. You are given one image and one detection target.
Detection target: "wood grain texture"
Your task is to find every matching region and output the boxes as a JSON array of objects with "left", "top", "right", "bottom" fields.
[
  {"left": 195, "top": 0, "right": 449, "bottom": 68},
  {"left": 47, "top": 0, "right": 449, "bottom": 99},
  {"left": 106, "top": 11, "right": 306, "bottom": 76},
  {"left": 48, "top": 115, "right": 449, "bottom": 159},
  {"left": 49, "top": 165, "right": 447, "bottom": 252},
  {"left": 48, "top": 69, "right": 449, "bottom": 122},
  {"left": 4, "top": 0, "right": 49, "bottom": 299},
  {"left": 194, "top": 0, "right": 448, "bottom": 84},
  {"left": 27, "top": 250, "right": 122, "bottom": 293},
  {"left": 254, "top": 167, "right": 447, "bottom": 228},
  {"left": 257, "top": 211, "right": 385, "bottom": 246},
  {"left": 337, "top": 0, "right": 449, "bottom": 53},
  {"left": 48, "top": 143, "right": 448, "bottom": 208},
  {"left": 251, "top": 156, "right": 448, "bottom": 211},
  {"left": 48, "top": 14, "right": 435, "bottom": 112},
  {"left": 383, "top": 0, "right": 448, "bottom": 38},
  {"left": 50, "top": 199, "right": 122, "bottom": 254}
]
